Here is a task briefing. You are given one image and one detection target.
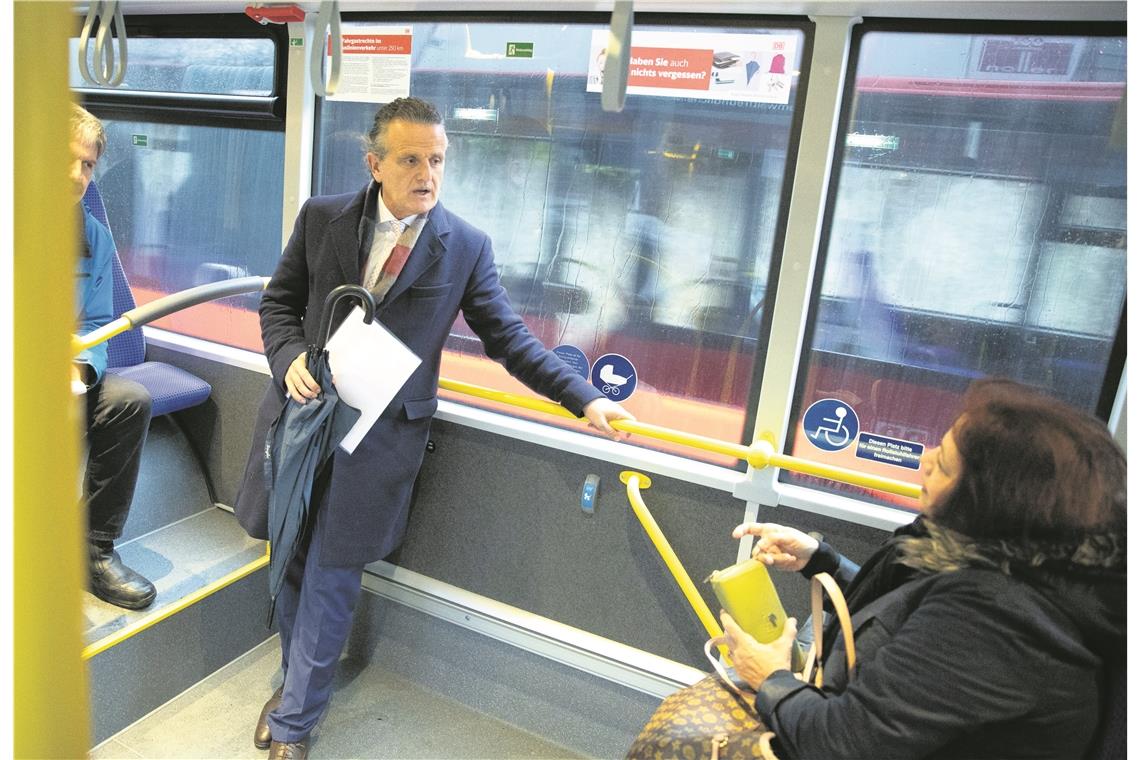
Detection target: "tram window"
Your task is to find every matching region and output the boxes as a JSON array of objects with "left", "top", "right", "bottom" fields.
[
  {"left": 314, "top": 18, "right": 809, "bottom": 462},
  {"left": 786, "top": 25, "right": 1126, "bottom": 507},
  {"left": 70, "top": 37, "right": 276, "bottom": 95},
  {"left": 71, "top": 16, "right": 286, "bottom": 350},
  {"left": 92, "top": 120, "right": 285, "bottom": 346}
]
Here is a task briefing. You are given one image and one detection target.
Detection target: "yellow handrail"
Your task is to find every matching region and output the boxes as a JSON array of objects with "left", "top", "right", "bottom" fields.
[
  {"left": 621, "top": 472, "right": 727, "bottom": 658},
  {"left": 439, "top": 378, "right": 922, "bottom": 500}
]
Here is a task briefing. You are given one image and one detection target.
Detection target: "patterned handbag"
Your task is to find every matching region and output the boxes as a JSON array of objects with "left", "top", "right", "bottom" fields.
[
  {"left": 624, "top": 673, "right": 780, "bottom": 760},
  {"left": 625, "top": 573, "right": 855, "bottom": 760}
]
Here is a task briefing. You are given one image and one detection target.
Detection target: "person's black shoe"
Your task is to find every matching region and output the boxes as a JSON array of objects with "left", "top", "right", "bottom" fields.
[
  {"left": 89, "top": 541, "right": 157, "bottom": 610},
  {"left": 269, "top": 738, "right": 309, "bottom": 759},
  {"left": 254, "top": 687, "right": 283, "bottom": 749}
]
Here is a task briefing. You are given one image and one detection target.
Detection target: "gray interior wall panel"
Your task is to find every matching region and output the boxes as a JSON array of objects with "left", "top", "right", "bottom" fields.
[
  {"left": 145, "top": 344, "right": 269, "bottom": 507},
  {"left": 396, "top": 419, "right": 894, "bottom": 668},
  {"left": 144, "top": 348, "right": 895, "bottom": 668},
  {"left": 120, "top": 416, "right": 211, "bottom": 542}
]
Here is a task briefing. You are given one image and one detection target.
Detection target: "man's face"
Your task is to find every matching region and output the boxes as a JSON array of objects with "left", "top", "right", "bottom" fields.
[
  {"left": 70, "top": 138, "right": 99, "bottom": 205},
  {"left": 366, "top": 119, "right": 448, "bottom": 219}
]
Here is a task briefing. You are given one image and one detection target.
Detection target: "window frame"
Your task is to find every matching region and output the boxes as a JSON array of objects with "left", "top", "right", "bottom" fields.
[
  {"left": 781, "top": 17, "right": 1127, "bottom": 506},
  {"left": 314, "top": 10, "right": 816, "bottom": 465},
  {"left": 73, "top": 13, "right": 288, "bottom": 131}
]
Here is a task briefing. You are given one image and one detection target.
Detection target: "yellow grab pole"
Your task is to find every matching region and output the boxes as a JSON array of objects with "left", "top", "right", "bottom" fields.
[
  {"left": 15, "top": 2, "right": 92, "bottom": 756},
  {"left": 620, "top": 472, "right": 723, "bottom": 641},
  {"left": 439, "top": 378, "right": 922, "bottom": 499}
]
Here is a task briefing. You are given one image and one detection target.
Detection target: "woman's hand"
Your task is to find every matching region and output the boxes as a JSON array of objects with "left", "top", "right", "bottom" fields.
[
  {"left": 719, "top": 612, "right": 799, "bottom": 690},
  {"left": 732, "top": 522, "right": 820, "bottom": 572}
]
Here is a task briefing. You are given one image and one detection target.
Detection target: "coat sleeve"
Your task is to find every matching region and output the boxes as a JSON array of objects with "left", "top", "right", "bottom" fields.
[
  {"left": 459, "top": 234, "right": 602, "bottom": 417},
  {"left": 756, "top": 575, "right": 1048, "bottom": 760},
  {"left": 799, "top": 540, "right": 861, "bottom": 588},
  {"left": 260, "top": 200, "right": 313, "bottom": 387}
]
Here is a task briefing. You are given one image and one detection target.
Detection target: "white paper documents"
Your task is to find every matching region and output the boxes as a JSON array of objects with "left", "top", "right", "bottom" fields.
[{"left": 326, "top": 305, "right": 421, "bottom": 454}]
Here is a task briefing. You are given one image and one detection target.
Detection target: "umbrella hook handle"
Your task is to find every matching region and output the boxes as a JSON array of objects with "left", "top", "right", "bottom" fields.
[{"left": 319, "top": 284, "right": 377, "bottom": 348}]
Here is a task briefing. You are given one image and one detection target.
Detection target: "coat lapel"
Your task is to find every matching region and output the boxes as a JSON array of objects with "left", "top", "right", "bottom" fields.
[
  {"left": 377, "top": 202, "right": 450, "bottom": 307},
  {"left": 327, "top": 185, "right": 373, "bottom": 285}
]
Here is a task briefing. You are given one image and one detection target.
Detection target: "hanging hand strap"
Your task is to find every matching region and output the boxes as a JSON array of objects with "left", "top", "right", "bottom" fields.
[{"left": 809, "top": 572, "right": 855, "bottom": 688}]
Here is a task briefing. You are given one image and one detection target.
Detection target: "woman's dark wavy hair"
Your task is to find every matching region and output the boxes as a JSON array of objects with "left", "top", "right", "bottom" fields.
[{"left": 933, "top": 378, "right": 1126, "bottom": 541}]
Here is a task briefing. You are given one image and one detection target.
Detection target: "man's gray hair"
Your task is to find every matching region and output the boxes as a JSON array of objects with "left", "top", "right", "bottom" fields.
[
  {"left": 365, "top": 97, "right": 444, "bottom": 158},
  {"left": 70, "top": 103, "right": 107, "bottom": 159}
]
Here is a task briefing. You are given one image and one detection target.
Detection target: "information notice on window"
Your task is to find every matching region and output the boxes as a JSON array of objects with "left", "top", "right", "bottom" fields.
[
  {"left": 327, "top": 26, "right": 413, "bottom": 103},
  {"left": 586, "top": 30, "right": 796, "bottom": 105}
]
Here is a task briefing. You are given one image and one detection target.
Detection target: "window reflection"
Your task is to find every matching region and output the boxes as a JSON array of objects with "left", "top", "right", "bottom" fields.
[
  {"left": 94, "top": 119, "right": 284, "bottom": 346},
  {"left": 316, "top": 20, "right": 807, "bottom": 460},
  {"left": 789, "top": 29, "right": 1126, "bottom": 506}
]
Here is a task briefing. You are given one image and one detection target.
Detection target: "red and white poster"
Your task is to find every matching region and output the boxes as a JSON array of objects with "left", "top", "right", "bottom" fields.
[
  {"left": 586, "top": 30, "right": 796, "bottom": 104},
  {"left": 328, "top": 26, "right": 413, "bottom": 103}
]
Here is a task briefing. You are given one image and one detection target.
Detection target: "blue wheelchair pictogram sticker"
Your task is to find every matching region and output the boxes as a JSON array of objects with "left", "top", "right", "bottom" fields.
[
  {"left": 553, "top": 344, "right": 590, "bottom": 379},
  {"left": 590, "top": 353, "right": 637, "bottom": 402},
  {"left": 803, "top": 398, "right": 859, "bottom": 452}
]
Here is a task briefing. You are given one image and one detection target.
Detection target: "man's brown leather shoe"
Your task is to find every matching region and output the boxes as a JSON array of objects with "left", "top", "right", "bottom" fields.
[
  {"left": 254, "top": 687, "right": 283, "bottom": 750},
  {"left": 268, "top": 738, "right": 309, "bottom": 759}
]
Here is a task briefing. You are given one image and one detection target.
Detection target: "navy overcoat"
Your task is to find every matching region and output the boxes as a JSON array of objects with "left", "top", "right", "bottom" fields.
[{"left": 235, "top": 182, "right": 601, "bottom": 566}]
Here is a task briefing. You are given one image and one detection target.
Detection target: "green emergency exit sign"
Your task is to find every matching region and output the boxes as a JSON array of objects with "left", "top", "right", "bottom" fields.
[
  {"left": 131, "top": 134, "right": 148, "bottom": 147},
  {"left": 506, "top": 42, "right": 534, "bottom": 58}
]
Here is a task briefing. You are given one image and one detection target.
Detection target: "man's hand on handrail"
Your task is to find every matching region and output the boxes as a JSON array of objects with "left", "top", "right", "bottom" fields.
[{"left": 583, "top": 398, "right": 635, "bottom": 441}]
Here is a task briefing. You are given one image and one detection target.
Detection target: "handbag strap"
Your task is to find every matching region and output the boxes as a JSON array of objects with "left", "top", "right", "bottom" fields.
[
  {"left": 810, "top": 572, "right": 855, "bottom": 688},
  {"left": 704, "top": 637, "right": 754, "bottom": 701}
]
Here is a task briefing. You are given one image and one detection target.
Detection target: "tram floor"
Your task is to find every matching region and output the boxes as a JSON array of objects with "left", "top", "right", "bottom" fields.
[{"left": 91, "top": 634, "right": 587, "bottom": 759}]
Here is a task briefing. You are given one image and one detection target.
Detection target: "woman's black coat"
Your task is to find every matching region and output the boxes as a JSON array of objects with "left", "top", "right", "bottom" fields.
[{"left": 756, "top": 518, "right": 1125, "bottom": 760}]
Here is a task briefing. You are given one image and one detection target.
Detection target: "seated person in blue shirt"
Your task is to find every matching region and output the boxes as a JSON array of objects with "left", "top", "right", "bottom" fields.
[{"left": 71, "top": 104, "right": 156, "bottom": 610}]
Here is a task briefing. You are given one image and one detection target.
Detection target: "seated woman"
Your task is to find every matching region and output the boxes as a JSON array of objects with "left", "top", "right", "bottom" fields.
[{"left": 721, "top": 378, "right": 1125, "bottom": 760}]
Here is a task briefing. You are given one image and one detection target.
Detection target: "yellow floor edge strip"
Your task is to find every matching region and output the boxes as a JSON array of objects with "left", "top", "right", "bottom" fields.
[{"left": 82, "top": 548, "right": 270, "bottom": 660}]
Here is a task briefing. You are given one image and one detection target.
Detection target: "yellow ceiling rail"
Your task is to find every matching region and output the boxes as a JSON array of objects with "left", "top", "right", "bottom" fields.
[{"left": 439, "top": 378, "right": 922, "bottom": 500}]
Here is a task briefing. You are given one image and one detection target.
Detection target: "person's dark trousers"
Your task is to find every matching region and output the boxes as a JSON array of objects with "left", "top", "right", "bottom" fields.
[
  {"left": 85, "top": 372, "right": 151, "bottom": 541},
  {"left": 268, "top": 480, "right": 366, "bottom": 743}
]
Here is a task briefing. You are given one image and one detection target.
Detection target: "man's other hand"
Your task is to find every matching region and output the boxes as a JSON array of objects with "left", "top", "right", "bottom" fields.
[
  {"left": 582, "top": 398, "right": 634, "bottom": 441},
  {"left": 285, "top": 351, "right": 321, "bottom": 404}
]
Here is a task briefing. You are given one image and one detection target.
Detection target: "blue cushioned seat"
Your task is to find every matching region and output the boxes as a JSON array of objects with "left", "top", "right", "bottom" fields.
[{"left": 82, "top": 182, "right": 213, "bottom": 416}]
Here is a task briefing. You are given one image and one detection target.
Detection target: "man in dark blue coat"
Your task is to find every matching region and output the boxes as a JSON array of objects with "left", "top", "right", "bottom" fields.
[{"left": 235, "top": 97, "right": 631, "bottom": 759}]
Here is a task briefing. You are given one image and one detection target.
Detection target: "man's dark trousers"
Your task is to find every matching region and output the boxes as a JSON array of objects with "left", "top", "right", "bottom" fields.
[
  {"left": 267, "top": 470, "right": 366, "bottom": 742},
  {"left": 85, "top": 372, "right": 151, "bottom": 541}
]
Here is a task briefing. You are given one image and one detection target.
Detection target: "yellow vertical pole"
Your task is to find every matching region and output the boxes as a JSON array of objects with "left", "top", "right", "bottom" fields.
[{"left": 14, "top": 2, "right": 92, "bottom": 757}]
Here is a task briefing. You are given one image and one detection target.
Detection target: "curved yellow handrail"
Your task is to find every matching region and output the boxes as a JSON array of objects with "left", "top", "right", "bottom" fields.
[
  {"left": 72, "top": 275, "right": 270, "bottom": 355},
  {"left": 439, "top": 377, "right": 922, "bottom": 500},
  {"left": 621, "top": 472, "right": 727, "bottom": 654},
  {"left": 622, "top": 472, "right": 721, "bottom": 639}
]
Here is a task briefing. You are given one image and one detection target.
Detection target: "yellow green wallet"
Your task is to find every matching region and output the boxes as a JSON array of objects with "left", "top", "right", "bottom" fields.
[{"left": 707, "top": 558, "right": 787, "bottom": 644}]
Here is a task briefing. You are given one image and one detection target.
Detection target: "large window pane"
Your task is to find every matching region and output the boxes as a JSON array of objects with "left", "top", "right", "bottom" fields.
[
  {"left": 71, "top": 37, "right": 276, "bottom": 95},
  {"left": 788, "top": 27, "right": 1126, "bottom": 507},
  {"left": 316, "top": 18, "right": 807, "bottom": 461},
  {"left": 93, "top": 119, "right": 284, "bottom": 346}
]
